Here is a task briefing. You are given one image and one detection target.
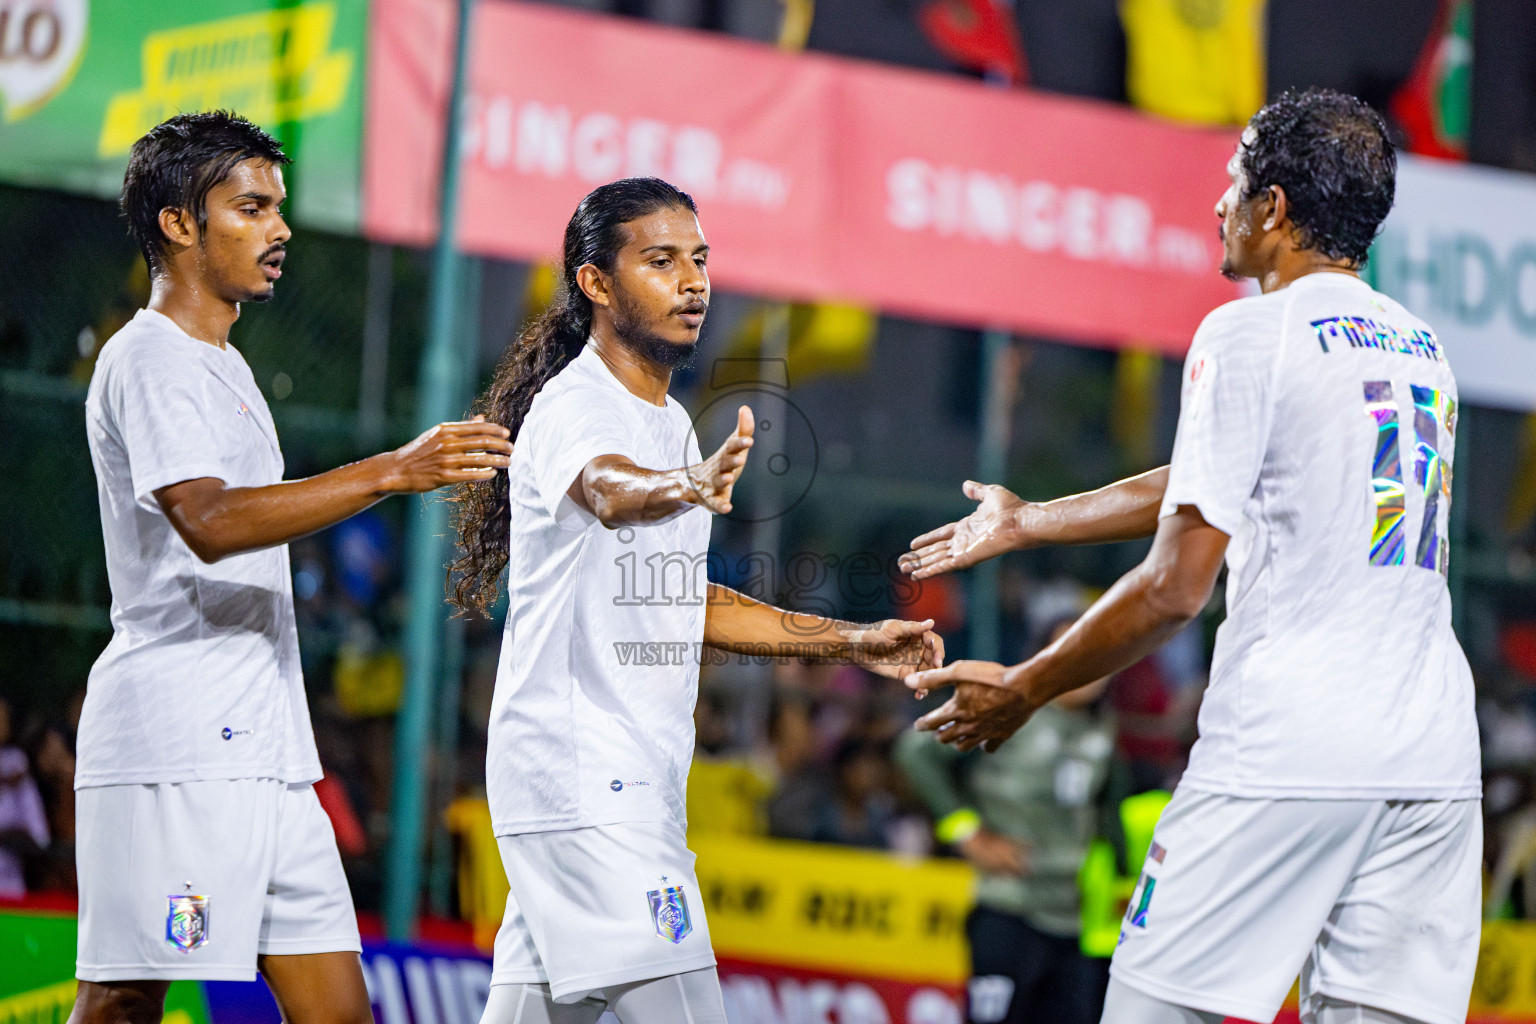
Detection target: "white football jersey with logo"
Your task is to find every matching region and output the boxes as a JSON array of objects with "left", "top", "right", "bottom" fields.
[
  {"left": 487, "top": 345, "right": 710, "bottom": 836},
  {"left": 81, "top": 309, "right": 319, "bottom": 788},
  {"left": 1162, "top": 272, "right": 1480, "bottom": 799}
]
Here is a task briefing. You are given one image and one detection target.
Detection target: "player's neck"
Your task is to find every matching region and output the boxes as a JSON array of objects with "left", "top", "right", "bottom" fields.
[
  {"left": 1256, "top": 248, "right": 1361, "bottom": 294},
  {"left": 588, "top": 329, "right": 671, "bottom": 407},
  {"left": 147, "top": 274, "right": 239, "bottom": 349}
]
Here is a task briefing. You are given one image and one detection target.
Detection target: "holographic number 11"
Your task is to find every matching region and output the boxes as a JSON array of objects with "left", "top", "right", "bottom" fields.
[{"left": 1363, "top": 381, "right": 1456, "bottom": 574}]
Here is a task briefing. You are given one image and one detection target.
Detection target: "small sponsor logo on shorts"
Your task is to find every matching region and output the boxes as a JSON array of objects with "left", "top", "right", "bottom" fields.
[
  {"left": 1149, "top": 841, "right": 1166, "bottom": 864},
  {"left": 1126, "top": 874, "right": 1156, "bottom": 929},
  {"left": 220, "top": 726, "right": 253, "bottom": 741},
  {"left": 166, "top": 894, "right": 210, "bottom": 952},
  {"left": 647, "top": 885, "right": 692, "bottom": 944},
  {"left": 609, "top": 779, "right": 649, "bottom": 792}
]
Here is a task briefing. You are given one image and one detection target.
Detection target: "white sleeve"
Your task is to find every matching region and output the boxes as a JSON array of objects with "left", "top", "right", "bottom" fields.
[
  {"left": 108, "top": 348, "right": 231, "bottom": 510},
  {"left": 524, "top": 385, "right": 648, "bottom": 518},
  {"left": 1159, "top": 300, "right": 1281, "bottom": 537}
]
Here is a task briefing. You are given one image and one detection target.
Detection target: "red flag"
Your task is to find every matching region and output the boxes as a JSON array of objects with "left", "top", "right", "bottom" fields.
[
  {"left": 919, "top": 0, "right": 1027, "bottom": 85},
  {"left": 1390, "top": 0, "right": 1471, "bottom": 159}
]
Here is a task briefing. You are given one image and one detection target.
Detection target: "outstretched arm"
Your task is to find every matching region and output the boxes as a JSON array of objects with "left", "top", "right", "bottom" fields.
[
  {"left": 900, "top": 467, "right": 1170, "bottom": 580},
  {"left": 704, "top": 583, "right": 943, "bottom": 680},
  {"left": 573, "top": 406, "right": 754, "bottom": 527},
  {"left": 907, "top": 504, "right": 1225, "bottom": 751},
  {"left": 158, "top": 419, "right": 512, "bottom": 563}
]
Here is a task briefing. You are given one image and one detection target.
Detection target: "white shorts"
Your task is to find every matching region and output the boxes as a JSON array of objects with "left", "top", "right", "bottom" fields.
[
  {"left": 76, "top": 779, "right": 361, "bottom": 982},
  {"left": 1110, "top": 788, "right": 1481, "bottom": 1024},
  {"left": 491, "top": 820, "right": 716, "bottom": 1003}
]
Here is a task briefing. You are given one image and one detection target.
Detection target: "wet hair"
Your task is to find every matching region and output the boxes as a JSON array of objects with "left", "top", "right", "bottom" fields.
[
  {"left": 1239, "top": 89, "right": 1396, "bottom": 267},
  {"left": 120, "top": 110, "right": 289, "bottom": 275},
  {"left": 448, "top": 177, "right": 698, "bottom": 616}
]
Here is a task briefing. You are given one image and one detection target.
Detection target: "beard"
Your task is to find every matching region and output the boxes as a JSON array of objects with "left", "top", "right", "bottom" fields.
[
  {"left": 1216, "top": 223, "right": 1239, "bottom": 281},
  {"left": 610, "top": 294, "right": 700, "bottom": 370}
]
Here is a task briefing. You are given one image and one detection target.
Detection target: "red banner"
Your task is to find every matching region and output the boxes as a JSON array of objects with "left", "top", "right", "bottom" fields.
[
  {"left": 364, "top": 0, "right": 1242, "bottom": 353},
  {"left": 718, "top": 957, "right": 963, "bottom": 1024}
]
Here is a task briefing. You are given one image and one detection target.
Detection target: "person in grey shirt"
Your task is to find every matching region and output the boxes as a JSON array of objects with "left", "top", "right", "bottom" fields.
[{"left": 896, "top": 615, "right": 1118, "bottom": 1024}]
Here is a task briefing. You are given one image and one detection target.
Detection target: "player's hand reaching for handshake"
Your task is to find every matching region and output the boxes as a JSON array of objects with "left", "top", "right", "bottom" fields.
[
  {"left": 156, "top": 416, "right": 512, "bottom": 563},
  {"left": 574, "top": 405, "right": 753, "bottom": 526},
  {"left": 839, "top": 618, "right": 946, "bottom": 681},
  {"left": 900, "top": 481, "right": 1031, "bottom": 580},
  {"left": 685, "top": 405, "right": 755, "bottom": 514},
  {"left": 899, "top": 467, "right": 1169, "bottom": 579},
  {"left": 906, "top": 660, "right": 1034, "bottom": 752},
  {"left": 380, "top": 416, "right": 514, "bottom": 491}
]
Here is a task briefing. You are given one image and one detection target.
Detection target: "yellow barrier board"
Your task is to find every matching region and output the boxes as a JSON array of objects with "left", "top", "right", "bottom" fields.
[
  {"left": 692, "top": 834, "right": 976, "bottom": 985},
  {"left": 1472, "top": 922, "right": 1536, "bottom": 1019},
  {"left": 0, "top": 980, "right": 75, "bottom": 1024}
]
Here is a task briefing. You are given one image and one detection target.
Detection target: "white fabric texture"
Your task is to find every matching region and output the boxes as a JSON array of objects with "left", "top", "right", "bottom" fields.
[
  {"left": 75, "top": 779, "right": 359, "bottom": 981},
  {"left": 1109, "top": 789, "right": 1481, "bottom": 1024},
  {"left": 490, "top": 821, "right": 716, "bottom": 1002},
  {"left": 1305, "top": 998, "right": 1430, "bottom": 1024},
  {"left": 487, "top": 344, "right": 711, "bottom": 836},
  {"left": 79, "top": 308, "right": 319, "bottom": 787},
  {"left": 481, "top": 969, "right": 726, "bottom": 1024},
  {"left": 1099, "top": 979, "right": 1222, "bottom": 1024},
  {"left": 1161, "top": 273, "right": 1479, "bottom": 800}
]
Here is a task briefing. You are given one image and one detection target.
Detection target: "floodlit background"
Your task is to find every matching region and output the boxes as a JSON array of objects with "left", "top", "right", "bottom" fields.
[{"left": 2, "top": 1, "right": 1536, "bottom": 1022}]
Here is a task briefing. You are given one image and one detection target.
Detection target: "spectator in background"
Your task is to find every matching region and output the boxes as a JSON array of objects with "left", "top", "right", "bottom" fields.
[
  {"left": 25, "top": 712, "right": 77, "bottom": 892},
  {"left": 765, "top": 690, "right": 834, "bottom": 841},
  {"left": 0, "top": 697, "right": 50, "bottom": 898},
  {"left": 687, "top": 682, "right": 772, "bottom": 836},
  {"left": 816, "top": 737, "right": 898, "bottom": 848},
  {"left": 1107, "top": 623, "right": 1206, "bottom": 791},
  {"left": 895, "top": 616, "right": 1118, "bottom": 1024}
]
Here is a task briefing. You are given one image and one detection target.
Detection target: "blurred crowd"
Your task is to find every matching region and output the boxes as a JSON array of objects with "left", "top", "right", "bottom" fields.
[
  {"left": 7, "top": 522, "right": 1536, "bottom": 956},
  {"left": 0, "top": 520, "right": 1213, "bottom": 908}
]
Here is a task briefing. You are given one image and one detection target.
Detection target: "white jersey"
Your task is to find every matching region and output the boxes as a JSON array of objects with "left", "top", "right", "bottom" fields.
[
  {"left": 79, "top": 309, "right": 320, "bottom": 788},
  {"left": 1162, "top": 273, "right": 1480, "bottom": 800},
  {"left": 487, "top": 344, "right": 711, "bottom": 836}
]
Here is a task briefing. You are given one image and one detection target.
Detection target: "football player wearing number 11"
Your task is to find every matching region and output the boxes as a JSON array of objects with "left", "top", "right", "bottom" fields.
[{"left": 902, "top": 90, "right": 1479, "bottom": 1024}]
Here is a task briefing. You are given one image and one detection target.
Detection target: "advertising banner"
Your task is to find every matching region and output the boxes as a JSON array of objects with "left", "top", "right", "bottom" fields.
[
  {"left": 0, "top": 0, "right": 366, "bottom": 233},
  {"left": 692, "top": 833, "right": 971, "bottom": 986},
  {"left": 1366, "top": 154, "right": 1536, "bottom": 412},
  {"left": 363, "top": 0, "right": 1243, "bottom": 353},
  {"left": 0, "top": 907, "right": 211, "bottom": 1024},
  {"left": 10, "top": 892, "right": 1536, "bottom": 1023}
]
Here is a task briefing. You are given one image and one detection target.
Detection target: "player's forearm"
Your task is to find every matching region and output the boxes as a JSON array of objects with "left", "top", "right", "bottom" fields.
[
  {"left": 580, "top": 459, "right": 701, "bottom": 527},
  {"left": 1020, "top": 466, "right": 1169, "bottom": 547},
  {"left": 161, "top": 456, "right": 401, "bottom": 562},
  {"left": 702, "top": 584, "right": 863, "bottom": 659},
  {"left": 1004, "top": 560, "right": 1198, "bottom": 710}
]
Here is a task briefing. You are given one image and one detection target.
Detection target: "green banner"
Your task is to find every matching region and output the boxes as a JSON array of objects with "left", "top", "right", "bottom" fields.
[
  {"left": 0, "top": 910, "right": 211, "bottom": 1024},
  {"left": 0, "top": 0, "right": 366, "bottom": 233}
]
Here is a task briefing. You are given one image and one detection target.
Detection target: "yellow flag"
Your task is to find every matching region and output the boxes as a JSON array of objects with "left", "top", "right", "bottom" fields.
[{"left": 1121, "top": 0, "right": 1266, "bottom": 125}]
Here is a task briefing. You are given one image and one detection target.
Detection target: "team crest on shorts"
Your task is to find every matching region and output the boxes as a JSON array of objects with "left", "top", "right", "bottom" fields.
[
  {"left": 165, "top": 894, "right": 210, "bottom": 952},
  {"left": 647, "top": 885, "right": 692, "bottom": 943}
]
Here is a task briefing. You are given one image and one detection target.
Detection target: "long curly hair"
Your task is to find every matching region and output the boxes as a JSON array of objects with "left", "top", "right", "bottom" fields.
[{"left": 448, "top": 177, "right": 697, "bottom": 616}]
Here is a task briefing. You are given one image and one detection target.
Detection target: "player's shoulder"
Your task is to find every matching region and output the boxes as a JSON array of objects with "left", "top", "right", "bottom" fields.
[
  {"left": 1191, "top": 291, "right": 1286, "bottom": 355},
  {"left": 88, "top": 314, "right": 197, "bottom": 413},
  {"left": 1367, "top": 286, "right": 1438, "bottom": 337},
  {"left": 95, "top": 311, "right": 204, "bottom": 379},
  {"left": 523, "top": 362, "right": 629, "bottom": 435}
]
